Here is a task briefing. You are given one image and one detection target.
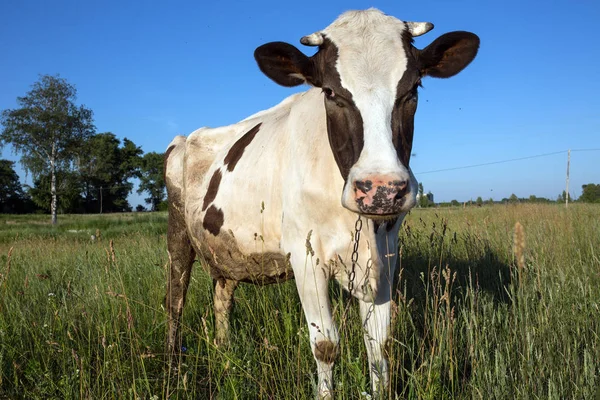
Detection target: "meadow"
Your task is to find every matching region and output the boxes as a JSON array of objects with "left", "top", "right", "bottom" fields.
[{"left": 0, "top": 204, "right": 599, "bottom": 399}]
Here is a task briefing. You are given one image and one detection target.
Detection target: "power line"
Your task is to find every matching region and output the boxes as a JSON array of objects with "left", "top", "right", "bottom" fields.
[
  {"left": 571, "top": 148, "right": 600, "bottom": 152},
  {"left": 415, "top": 150, "right": 567, "bottom": 175}
]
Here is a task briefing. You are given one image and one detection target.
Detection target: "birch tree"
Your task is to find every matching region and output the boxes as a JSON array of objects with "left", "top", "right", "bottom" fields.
[{"left": 0, "top": 75, "right": 95, "bottom": 224}]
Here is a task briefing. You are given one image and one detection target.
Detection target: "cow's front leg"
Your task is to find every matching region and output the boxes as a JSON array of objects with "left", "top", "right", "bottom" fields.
[
  {"left": 293, "top": 254, "right": 339, "bottom": 399},
  {"left": 359, "top": 285, "right": 392, "bottom": 398}
]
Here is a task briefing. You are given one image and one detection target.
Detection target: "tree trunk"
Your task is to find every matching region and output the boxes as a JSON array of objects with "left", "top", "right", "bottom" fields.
[{"left": 50, "top": 146, "right": 57, "bottom": 225}]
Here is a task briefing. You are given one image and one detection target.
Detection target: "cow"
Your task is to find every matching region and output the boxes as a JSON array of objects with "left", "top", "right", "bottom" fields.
[{"left": 164, "top": 8, "right": 479, "bottom": 398}]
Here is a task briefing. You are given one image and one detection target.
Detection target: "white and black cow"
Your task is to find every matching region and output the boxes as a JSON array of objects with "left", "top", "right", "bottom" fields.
[{"left": 165, "top": 8, "right": 479, "bottom": 398}]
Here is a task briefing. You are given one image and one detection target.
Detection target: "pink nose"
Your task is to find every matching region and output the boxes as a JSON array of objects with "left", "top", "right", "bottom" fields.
[{"left": 353, "top": 177, "right": 408, "bottom": 215}]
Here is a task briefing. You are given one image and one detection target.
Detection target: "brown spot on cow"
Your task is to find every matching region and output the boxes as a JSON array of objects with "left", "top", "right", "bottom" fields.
[
  {"left": 314, "top": 340, "right": 339, "bottom": 364},
  {"left": 223, "top": 123, "right": 262, "bottom": 171},
  {"left": 203, "top": 205, "right": 224, "bottom": 236},
  {"left": 191, "top": 227, "right": 294, "bottom": 285},
  {"left": 202, "top": 169, "right": 222, "bottom": 211}
]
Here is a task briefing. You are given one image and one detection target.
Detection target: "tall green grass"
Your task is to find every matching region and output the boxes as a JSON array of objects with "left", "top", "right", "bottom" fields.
[{"left": 0, "top": 204, "right": 599, "bottom": 399}]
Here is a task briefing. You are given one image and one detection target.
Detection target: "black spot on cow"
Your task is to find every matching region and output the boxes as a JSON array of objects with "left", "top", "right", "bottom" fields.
[
  {"left": 317, "top": 38, "right": 365, "bottom": 181},
  {"left": 224, "top": 123, "right": 262, "bottom": 171},
  {"left": 254, "top": 38, "right": 365, "bottom": 181},
  {"left": 391, "top": 30, "right": 420, "bottom": 168},
  {"left": 202, "top": 168, "right": 222, "bottom": 211},
  {"left": 203, "top": 205, "right": 224, "bottom": 236}
]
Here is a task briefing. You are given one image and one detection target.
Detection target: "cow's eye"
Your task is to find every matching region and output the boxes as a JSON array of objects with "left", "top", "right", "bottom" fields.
[{"left": 323, "top": 87, "right": 335, "bottom": 99}]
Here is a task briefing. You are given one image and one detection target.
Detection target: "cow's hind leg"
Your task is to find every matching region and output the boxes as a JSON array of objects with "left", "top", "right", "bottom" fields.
[
  {"left": 166, "top": 202, "right": 196, "bottom": 354},
  {"left": 213, "top": 278, "right": 238, "bottom": 345}
]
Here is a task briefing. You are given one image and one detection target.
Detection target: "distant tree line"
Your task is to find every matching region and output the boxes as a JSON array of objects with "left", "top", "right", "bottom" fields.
[
  {"left": 416, "top": 183, "right": 600, "bottom": 208},
  {"left": 0, "top": 75, "right": 167, "bottom": 222}
]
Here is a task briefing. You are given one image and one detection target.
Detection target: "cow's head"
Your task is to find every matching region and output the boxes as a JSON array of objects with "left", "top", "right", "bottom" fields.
[{"left": 255, "top": 9, "right": 479, "bottom": 218}]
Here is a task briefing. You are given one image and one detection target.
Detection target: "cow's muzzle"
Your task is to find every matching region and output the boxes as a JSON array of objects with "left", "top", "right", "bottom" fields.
[{"left": 353, "top": 176, "right": 409, "bottom": 216}]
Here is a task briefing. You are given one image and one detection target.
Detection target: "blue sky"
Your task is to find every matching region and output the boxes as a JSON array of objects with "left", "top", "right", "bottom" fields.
[{"left": 1, "top": 0, "right": 599, "bottom": 206}]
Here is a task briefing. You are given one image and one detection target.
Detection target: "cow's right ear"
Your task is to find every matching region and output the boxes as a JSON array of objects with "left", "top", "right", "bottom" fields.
[{"left": 254, "top": 42, "right": 318, "bottom": 87}]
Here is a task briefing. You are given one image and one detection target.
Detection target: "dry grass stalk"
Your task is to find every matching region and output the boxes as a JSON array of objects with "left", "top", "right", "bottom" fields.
[
  {"left": 1, "top": 247, "right": 14, "bottom": 292},
  {"left": 514, "top": 222, "right": 526, "bottom": 287},
  {"left": 0, "top": 247, "right": 15, "bottom": 314},
  {"left": 109, "top": 240, "right": 116, "bottom": 263},
  {"left": 1, "top": 247, "right": 14, "bottom": 283}
]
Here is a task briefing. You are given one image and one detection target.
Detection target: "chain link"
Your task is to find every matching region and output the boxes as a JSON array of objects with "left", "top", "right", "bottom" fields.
[{"left": 348, "top": 215, "right": 362, "bottom": 294}]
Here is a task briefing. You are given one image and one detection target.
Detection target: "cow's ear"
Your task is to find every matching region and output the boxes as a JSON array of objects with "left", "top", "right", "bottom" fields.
[
  {"left": 419, "top": 31, "right": 479, "bottom": 78},
  {"left": 254, "top": 42, "right": 318, "bottom": 87}
]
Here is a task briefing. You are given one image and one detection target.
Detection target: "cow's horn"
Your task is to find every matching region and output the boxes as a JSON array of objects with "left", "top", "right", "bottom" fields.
[
  {"left": 300, "top": 32, "right": 324, "bottom": 46},
  {"left": 406, "top": 21, "right": 434, "bottom": 37}
]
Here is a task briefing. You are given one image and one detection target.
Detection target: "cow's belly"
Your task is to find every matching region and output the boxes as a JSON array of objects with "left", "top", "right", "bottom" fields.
[{"left": 190, "top": 228, "right": 293, "bottom": 284}]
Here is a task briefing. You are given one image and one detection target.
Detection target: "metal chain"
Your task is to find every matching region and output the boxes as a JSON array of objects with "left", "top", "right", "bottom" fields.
[{"left": 348, "top": 215, "right": 362, "bottom": 294}]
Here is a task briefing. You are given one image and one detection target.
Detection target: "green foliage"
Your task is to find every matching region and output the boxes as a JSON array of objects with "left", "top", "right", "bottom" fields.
[
  {"left": 78, "top": 133, "right": 142, "bottom": 213},
  {"left": 0, "top": 160, "right": 25, "bottom": 213},
  {"left": 526, "top": 195, "right": 552, "bottom": 204},
  {"left": 0, "top": 75, "right": 95, "bottom": 223},
  {"left": 28, "top": 170, "right": 83, "bottom": 213},
  {"left": 418, "top": 183, "right": 431, "bottom": 208},
  {"left": 23, "top": 132, "right": 144, "bottom": 214},
  {"left": 0, "top": 204, "right": 599, "bottom": 398},
  {"left": 579, "top": 183, "right": 600, "bottom": 203},
  {"left": 557, "top": 190, "right": 573, "bottom": 203},
  {"left": 475, "top": 196, "right": 483, "bottom": 206},
  {"left": 137, "top": 152, "right": 166, "bottom": 211},
  {"left": 508, "top": 193, "right": 519, "bottom": 203},
  {"left": 156, "top": 200, "right": 168, "bottom": 212}
]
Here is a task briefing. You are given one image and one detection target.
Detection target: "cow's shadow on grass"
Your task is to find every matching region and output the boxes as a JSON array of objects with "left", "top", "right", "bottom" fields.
[
  {"left": 390, "top": 227, "right": 514, "bottom": 396},
  {"left": 398, "top": 238, "right": 513, "bottom": 307}
]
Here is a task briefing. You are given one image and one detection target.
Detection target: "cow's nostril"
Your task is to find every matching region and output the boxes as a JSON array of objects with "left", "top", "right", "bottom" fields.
[
  {"left": 394, "top": 181, "right": 408, "bottom": 200},
  {"left": 355, "top": 180, "right": 372, "bottom": 194},
  {"left": 393, "top": 180, "right": 408, "bottom": 190}
]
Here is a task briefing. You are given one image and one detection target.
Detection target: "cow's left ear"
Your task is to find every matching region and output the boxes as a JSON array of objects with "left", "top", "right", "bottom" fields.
[
  {"left": 254, "top": 42, "right": 318, "bottom": 87},
  {"left": 419, "top": 31, "right": 480, "bottom": 78}
]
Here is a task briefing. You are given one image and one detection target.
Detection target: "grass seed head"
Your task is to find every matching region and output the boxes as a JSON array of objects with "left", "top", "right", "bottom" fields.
[{"left": 514, "top": 222, "right": 526, "bottom": 271}]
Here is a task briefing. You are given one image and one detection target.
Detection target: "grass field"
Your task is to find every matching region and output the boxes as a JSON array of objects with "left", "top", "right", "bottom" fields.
[{"left": 0, "top": 204, "right": 599, "bottom": 399}]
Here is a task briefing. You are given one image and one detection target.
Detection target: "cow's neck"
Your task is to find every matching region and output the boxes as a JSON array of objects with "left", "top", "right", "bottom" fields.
[{"left": 278, "top": 88, "right": 402, "bottom": 299}]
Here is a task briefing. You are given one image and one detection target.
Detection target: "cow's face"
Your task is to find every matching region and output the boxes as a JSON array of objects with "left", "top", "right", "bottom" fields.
[{"left": 255, "top": 9, "right": 479, "bottom": 218}]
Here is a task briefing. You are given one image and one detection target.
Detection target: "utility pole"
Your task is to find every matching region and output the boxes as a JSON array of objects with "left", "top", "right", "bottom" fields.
[{"left": 565, "top": 149, "right": 570, "bottom": 208}]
